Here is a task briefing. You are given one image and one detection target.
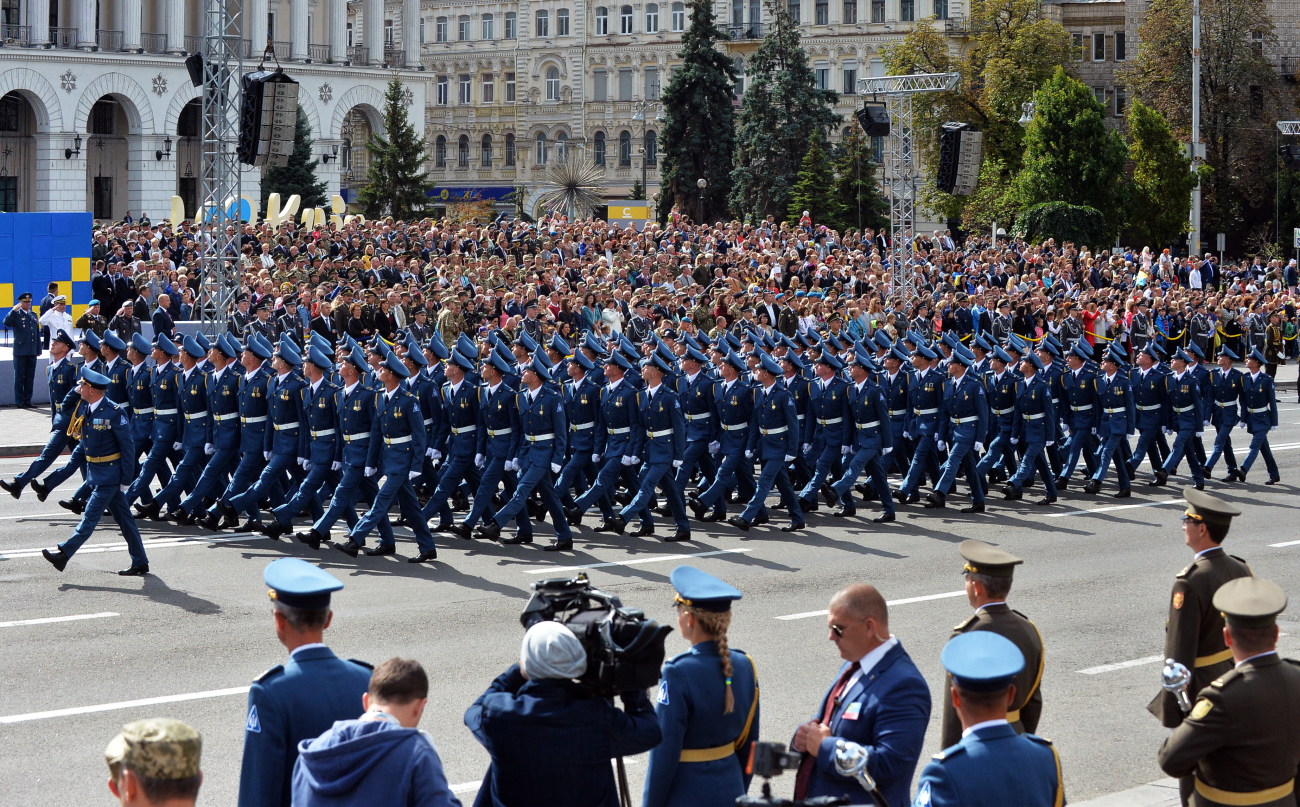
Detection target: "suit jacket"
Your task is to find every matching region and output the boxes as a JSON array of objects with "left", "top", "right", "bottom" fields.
[{"left": 801, "top": 642, "right": 931, "bottom": 806}]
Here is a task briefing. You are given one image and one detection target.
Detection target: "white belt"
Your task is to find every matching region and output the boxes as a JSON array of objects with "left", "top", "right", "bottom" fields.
[
  {"left": 1249, "top": 405, "right": 1270, "bottom": 413},
  {"left": 526, "top": 432, "right": 556, "bottom": 442},
  {"left": 607, "top": 426, "right": 631, "bottom": 435},
  {"left": 1070, "top": 404, "right": 1093, "bottom": 411},
  {"left": 817, "top": 417, "right": 843, "bottom": 425},
  {"left": 722, "top": 423, "right": 746, "bottom": 431},
  {"left": 1138, "top": 404, "right": 1161, "bottom": 410},
  {"left": 914, "top": 407, "right": 938, "bottom": 415},
  {"left": 648, "top": 428, "right": 673, "bottom": 438},
  {"left": 1104, "top": 407, "right": 1126, "bottom": 414},
  {"left": 1215, "top": 401, "right": 1235, "bottom": 407},
  {"left": 761, "top": 426, "right": 788, "bottom": 435},
  {"left": 274, "top": 422, "right": 299, "bottom": 430},
  {"left": 213, "top": 412, "right": 239, "bottom": 421},
  {"left": 992, "top": 407, "right": 1013, "bottom": 415},
  {"left": 856, "top": 420, "right": 881, "bottom": 429},
  {"left": 384, "top": 434, "right": 412, "bottom": 445},
  {"left": 487, "top": 428, "right": 512, "bottom": 437},
  {"left": 134, "top": 407, "right": 154, "bottom": 415},
  {"left": 1175, "top": 405, "right": 1194, "bottom": 413},
  {"left": 685, "top": 413, "right": 712, "bottom": 421},
  {"left": 1024, "top": 413, "right": 1045, "bottom": 420},
  {"left": 951, "top": 416, "right": 979, "bottom": 424},
  {"left": 423, "top": 418, "right": 433, "bottom": 426},
  {"left": 888, "top": 409, "right": 906, "bottom": 416},
  {"left": 796, "top": 414, "right": 805, "bottom": 421},
  {"left": 241, "top": 415, "right": 267, "bottom": 423},
  {"left": 344, "top": 432, "right": 370, "bottom": 442},
  {"left": 570, "top": 422, "right": 595, "bottom": 431},
  {"left": 451, "top": 425, "right": 477, "bottom": 434},
  {"left": 185, "top": 411, "right": 208, "bottom": 420},
  {"left": 311, "top": 428, "right": 337, "bottom": 438},
  {"left": 154, "top": 408, "right": 178, "bottom": 416}
]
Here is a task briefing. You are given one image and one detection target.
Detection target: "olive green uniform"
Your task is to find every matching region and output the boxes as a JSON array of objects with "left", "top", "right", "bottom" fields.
[{"left": 939, "top": 603, "right": 1045, "bottom": 749}]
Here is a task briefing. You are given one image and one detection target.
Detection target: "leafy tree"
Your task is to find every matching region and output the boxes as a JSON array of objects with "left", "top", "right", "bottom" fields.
[
  {"left": 1009, "top": 68, "right": 1127, "bottom": 239},
  {"left": 831, "top": 129, "right": 888, "bottom": 231},
  {"left": 261, "top": 107, "right": 328, "bottom": 213},
  {"left": 657, "top": 0, "right": 739, "bottom": 223},
  {"left": 1121, "top": 0, "right": 1282, "bottom": 242},
  {"left": 786, "top": 132, "right": 843, "bottom": 226},
  {"left": 630, "top": 178, "right": 646, "bottom": 201},
  {"left": 1014, "top": 201, "right": 1108, "bottom": 248},
  {"left": 358, "top": 76, "right": 433, "bottom": 220},
  {"left": 730, "top": 0, "right": 839, "bottom": 222},
  {"left": 1124, "top": 99, "right": 1198, "bottom": 250}
]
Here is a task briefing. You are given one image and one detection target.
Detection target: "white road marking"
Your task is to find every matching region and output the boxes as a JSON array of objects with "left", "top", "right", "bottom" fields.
[
  {"left": 0, "top": 532, "right": 261, "bottom": 560},
  {"left": 1048, "top": 500, "right": 1186, "bottom": 518},
  {"left": 0, "top": 511, "right": 67, "bottom": 521},
  {"left": 776, "top": 590, "right": 966, "bottom": 621},
  {"left": 1078, "top": 655, "right": 1164, "bottom": 675},
  {"left": 0, "top": 612, "right": 118, "bottom": 629},
  {"left": 522, "top": 548, "right": 751, "bottom": 575},
  {"left": 451, "top": 781, "right": 482, "bottom": 795},
  {"left": 1270, "top": 540, "right": 1300, "bottom": 548},
  {"left": 0, "top": 686, "right": 251, "bottom": 724}
]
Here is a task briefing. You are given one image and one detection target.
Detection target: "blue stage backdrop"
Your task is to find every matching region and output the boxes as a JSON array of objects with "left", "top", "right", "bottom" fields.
[{"left": 0, "top": 212, "right": 94, "bottom": 320}]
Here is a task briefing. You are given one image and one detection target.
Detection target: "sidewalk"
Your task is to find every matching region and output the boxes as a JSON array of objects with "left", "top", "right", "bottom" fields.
[
  {"left": 1073, "top": 777, "right": 1181, "bottom": 807},
  {"left": 0, "top": 405, "right": 60, "bottom": 457}
]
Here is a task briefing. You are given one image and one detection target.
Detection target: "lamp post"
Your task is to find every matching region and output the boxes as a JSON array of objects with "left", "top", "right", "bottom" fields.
[
  {"left": 696, "top": 177, "right": 707, "bottom": 224},
  {"left": 631, "top": 85, "right": 663, "bottom": 200}
]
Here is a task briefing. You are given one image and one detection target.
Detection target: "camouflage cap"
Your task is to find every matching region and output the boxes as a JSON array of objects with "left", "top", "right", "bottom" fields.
[{"left": 104, "top": 718, "right": 202, "bottom": 779}]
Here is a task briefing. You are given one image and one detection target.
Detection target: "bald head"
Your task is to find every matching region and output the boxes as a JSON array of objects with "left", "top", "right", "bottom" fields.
[{"left": 831, "top": 583, "right": 888, "bottom": 631}]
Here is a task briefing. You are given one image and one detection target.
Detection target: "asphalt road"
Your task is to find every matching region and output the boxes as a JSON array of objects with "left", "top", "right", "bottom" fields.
[{"left": 2, "top": 400, "right": 1299, "bottom": 807}]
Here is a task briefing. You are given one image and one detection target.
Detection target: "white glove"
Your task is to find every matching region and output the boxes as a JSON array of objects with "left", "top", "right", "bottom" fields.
[
  {"left": 842, "top": 445, "right": 853, "bottom": 455},
  {"left": 1195, "top": 431, "right": 1204, "bottom": 437},
  {"left": 708, "top": 441, "right": 720, "bottom": 454},
  {"left": 331, "top": 461, "right": 342, "bottom": 471},
  {"left": 474, "top": 453, "right": 486, "bottom": 468},
  {"left": 745, "top": 450, "right": 754, "bottom": 459},
  {"left": 551, "top": 462, "right": 563, "bottom": 473},
  {"left": 1237, "top": 420, "right": 1247, "bottom": 430},
  {"left": 1010, "top": 437, "right": 1019, "bottom": 445},
  {"left": 672, "top": 459, "right": 683, "bottom": 469},
  {"left": 204, "top": 442, "right": 214, "bottom": 455},
  {"left": 628, "top": 456, "right": 640, "bottom": 464},
  {"left": 1091, "top": 428, "right": 1098, "bottom": 435},
  {"left": 592, "top": 453, "right": 602, "bottom": 463},
  {"left": 937, "top": 440, "right": 947, "bottom": 452},
  {"left": 903, "top": 431, "right": 912, "bottom": 440},
  {"left": 974, "top": 442, "right": 985, "bottom": 454},
  {"left": 120, "top": 485, "right": 129, "bottom": 494},
  {"left": 173, "top": 442, "right": 182, "bottom": 450},
  {"left": 1061, "top": 426, "right": 1069, "bottom": 437},
  {"left": 1203, "top": 420, "right": 1211, "bottom": 429},
  {"left": 784, "top": 454, "right": 796, "bottom": 462},
  {"left": 263, "top": 451, "right": 271, "bottom": 460},
  {"left": 801, "top": 442, "right": 812, "bottom": 454},
  {"left": 621, "top": 455, "right": 636, "bottom": 466},
  {"left": 408, "top": 470, "right": 421, "bottom": 480},
  {"left": 1046, "top": 440, "right": 1055, "bottom": 447},
  {"left": 426, "top": 447, "right": 436, "bottom": 458},
  {"left": 1162, "top": 426, "right": 1172, "bottom": 435},
  {"left": 299, "top": 458, "right": 309, "bottom": 469},
  {"left": 365, "top": 466, "right": 377, "bottom": 477},
  {"left": 882, "top": 446, "right": 893, "bottom": 455},
  {"left": 431, "top": 450, "right": 441, "bottom": 462}
]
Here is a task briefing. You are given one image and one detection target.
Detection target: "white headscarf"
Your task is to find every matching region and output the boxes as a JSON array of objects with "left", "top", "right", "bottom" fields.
[{"left": 520, "top": 621, "right": 587, "bottom": 681}]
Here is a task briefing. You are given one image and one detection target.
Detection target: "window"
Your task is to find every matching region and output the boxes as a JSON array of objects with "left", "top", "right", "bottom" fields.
[
  {"left": 815, "top": 0, "right": 828, "bottom": 24},
  {"left": 871, "top": 0, "right": 883, "bottom": 22},
  {"left": 646, "top": 3, "right": 659, "bottom": 32},
  {"left": 900, "top": 0, "right": 913, "bottom": 21},
  {"left": 645, "top": 68, "right": 659, "bottom": 98},
  {"left": 458, "top": 135, "right": 470, "bottom": 168},
  {"left": 732, "top": 0, "right": 743, "bottom": 25},
  {"left": 842, "top": 63, "right": 857, "bottom": 94},
  {"left": 436, "top": 75, "right": 449, "bottom": 105},
  {"left": 645, "top": 130, "right": 657, "bottom": 166},
  {"left": 618, "top": 68, "right": 633, "bottom": 101},
  {"left": 505, "top": 133, "right": 516, "bottom": 166},
  {"left": 1114, "top": 86, "right": 1127, "bottom": 116},
  {"left": 1094, "top": 86, "right": 1106, "bottom": 105},
  {"left": 933, "top": 0, "right": 947, "bottom": 18},
  {"left": 545, "top": 67, "right": 561, "bottom": 101},
  {"left": 459, "top": 74, "right": 472, "bottom": 104},
  {"left": 504, "top": 11, "right": 517, "bottom": 38},
  {"left": 594, "top": 131, "right": 607, "bottom": 165},
  {"left": 505, "top": 72, "right": 516, "bottom": 101},
  {"left": 384, "top": 19, "right": 394, "bottom": 45},
  {"left": 435, "top": 16, "right": 447, "bottom": 42},
  {"left": 594, "top": 7, "right": 608, "bottom": 34},
  {"left": 458, "top": 15, "right": 470, "bottom": 40},
  {"left": 346, "top": 22, "right": 353, "bottom": 46},
  {"left": 535, "top": 133, "right": 548, "bottom": 165},
  {"left": 1114, "top": 31, "right": 1126, "bottom": 60},
  {"left": 1093, "top": 32, "right": 1105, "bottom": 61},
  {"left": 556, "top": 132, "right": 568, "bottom": 162},
  {"left": 419, "top": 17, "right": 426, "bottom": 43},
  {"left": 814, "top": 62, "right": 829, "bottom": 90},
  {"left": 268, "top": 11, "right": 276, "bottom": 39},
  {"left": 870, "top": 135, "right": 883, "bottom": 163},
  {"left": 671, "top": 2, "right": 685, "bottom": 31},
  {"left": 482, "top": 13, "right": 494, "bottom": 39},
  {"left": 593, "top": 69, "right": 608, "bottom": 101},
  {"left": 557, "top": 8, "right": 570, "bottom": 34},
  {"left": 482, "top": 134, "right": 493, "bottom": 167},
  {"left": 618, "top": 130, "right": 632, "bottom": 166},
  {"left": 0, "top": 95, "right": 21, "bottom": 132},
  {"left": 482, "top": 73, "right": 495, "bottom": 103},
  {"left": 620, "top": 5, "right": 634, "bottom": 33},
  {"left": 733, "top": 55, "right": 745, "bottom": 96},
  {"left": 843, "top": 0, "right": 856, "bottom": 23},
  {"left": 435, "top": 135, "right": 447, "bottom": 167},
  {"left": 1071, "top": 32, "right": 1084, "bottom": 60},
  {"left": 535, "top": 10, "right": 549, "bottom": 37},
  {"left": 787, "top": 0, "right": 800, "bottom": 23}
]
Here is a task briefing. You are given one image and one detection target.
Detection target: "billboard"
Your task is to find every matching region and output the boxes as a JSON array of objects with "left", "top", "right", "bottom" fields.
[{"left": 0, "top": 212, "right": 94, "bottom": 320}]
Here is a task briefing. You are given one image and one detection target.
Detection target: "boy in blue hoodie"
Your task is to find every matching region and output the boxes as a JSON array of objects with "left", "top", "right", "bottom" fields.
[{"left": 293, "top": 658, "right": 461, "bottom": 807}]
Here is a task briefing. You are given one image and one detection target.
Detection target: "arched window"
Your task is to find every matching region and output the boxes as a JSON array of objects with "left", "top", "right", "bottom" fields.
[
  {"left": 505, "top": 133, "right": 516, "bottom": 166},
  {"left": 645, "top": 3, "right": 659, "bottom": 32},
  {"left": 457, "top": 14, "right": 470, "bottom": 40},
  {"left": 593, "top": 131, "right": 607, "bottom": 166},
  {"left": 619, "top": 4, "right": 633, "bottom": 32},
  {"left": 594, "top": 6, "right": 608, "bottom": 35},
  {"left": 458, "top": 135, "right": 470, "bottom": 167},
  {"left": 733, "top": 55, "right": 745, "bottom": 97},
  {"left": 435, "top": 135, "right": 447, "bottom": 167},
  {"left": 671, "top": 1, "right": 685, "bottom": 31},
  {"left": 556, "top": 132, "right": 568, "bottom": 162},
  {"left": 482, "top": 134, "right": 494, "bottom": 167},
  {"left": 557, "top": 8, "right": 570, "bottom": 34},
  {"left": 535, "top": 9, "right": 549, "bottom": 36},
  {"left": 535, "top": 132, "right": 548, "bottom": 165},
  {"left": 645, "top": 130, "right": 658, "bottom": 166},
  {"left": 504, "top": 11, "right": 517, "bottom": 38},
  {"left": 618, "top": 130, "right": 632, "bottom": 167},
  {"left": 545, "top": 67, "right": 561, "bottom": 101}
]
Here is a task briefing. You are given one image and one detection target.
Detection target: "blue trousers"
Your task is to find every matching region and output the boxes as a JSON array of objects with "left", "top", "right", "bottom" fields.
[
  {"left": 935, "top": 440, "right": 985, "bottom": 504},
  {"left": 179, "top": 447, "right": 239, "bottom": 514},
  {"left": 975, "top": 431, "right": 1014, "bottom": 476},
  {"left": 1089, "top": 434, "right": 1131, "bottom": 490},
  {"left": 573, "top": 455, "right": 628, "bottom": 520},
  {"left": 899, "top": 431, "right": 942, "bottom": 495},
  {"left": 228, "top": 452, "right": 297, "bottom": 520},
  {"left": 1160, "top": 428, "right": 1204, "bottom": 484},
  {"left": 494, "top": 457, "right": 572, "bottom": 540},
  {"left": 348, "top": 471, "right": 435, "bottom": 552},
  {"left": 831, "top": 447, "right": 894, "bottom": 514},
  {"left": 271, "top": 460, "right": 331, "bottom": 526},
  {"left": 556, "top": 449, "right": 596, "bottom": 507},
  {"left": 421, "top": 453, "right": 479, "bottom": 525},
  {"left": 694, "top": 448, "right": 756, "bottom": 513},
  {"left": 126, "top": 431, "right": 179, "bottom": 505},
  {"left": 1060, "top": 428, "right": 1098, "bottom": 479},
  {"left": 462, "top": 456, "right": 508, "bottom": 529},
  {"left": 1008, "top": 439, "right": 1057, "bottom": 496},
  {"left": 740, "top": 456, "right": 804, "bottom": 524},
  {"left": 621, "top": 460, "right": 688, "bottom": 530},
  {"left": 15, "top": 431, "right": 73, "bottom": 485},
  {"left": 1204, "top": 424, "right": 1239, "bottom": 473},
  {"left": 1241, "top": 430, "right": 1279, "bottom": 480},
  {"left": 13, "top": 354, "right": 35, "bottom": 406},
  {"left": 43, "top": 445, "right": 85, "bottom": 490},
  {"left": 314, "top": 464, "right": 384, "bottom": 538},
  {"left": 58, "top": 485, "right": 148, "bottom": 567},
  {"left": 799, "top": 440, "right": 844, "bottom": 501},
  {"left": 1130, "top": 427, "right": 1164, "bottom": 474},
  {"left": 216, "top": 449, "right": 273, "bottom": 506},
  {"left": 674, "top": 440, "right": 717, "bottom": 493},
  {"left": 154, "top": 445, "right": 207, "bottom": 509}
]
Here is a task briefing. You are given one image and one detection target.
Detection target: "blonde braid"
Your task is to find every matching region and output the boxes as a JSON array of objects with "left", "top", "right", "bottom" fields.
[{"left": 690, "top": 608, "right": 736, "bottom": 714}]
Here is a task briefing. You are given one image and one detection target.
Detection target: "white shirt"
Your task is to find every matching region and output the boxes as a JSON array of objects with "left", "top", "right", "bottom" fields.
[
  {"left": 844, "top": 635, "right": 901, "bottom": 695},
  {"left": 487, "top": 382, "right": 502, "bottom": 397},
  {"left": 646, "top": 383, "right": 662, "bottom": 400},
  {"left": 962, "top": 718, "right": 1010, "bottom": 739},
  {"left": 343, "top": 381, "right": 360, "bottom": 397},
  {"left": 449, "top": 381, "right": 462, "bottom": 397}
]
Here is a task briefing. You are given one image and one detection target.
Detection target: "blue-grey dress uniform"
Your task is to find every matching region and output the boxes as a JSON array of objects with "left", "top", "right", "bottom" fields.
[
  {"left": 828, "top": 372, "right": 895, "bottom": 517},
  {"left": 206, "top": 346, "right": 273, "bottom": 527},
  {"left": 691, "top": 367, "right": 757, "bottom": 519},
  {"left": 1204, "top": 357, "right": 1242, "bottom": 476},
  {"left": 1129, "top": 359, "right": 1169, "bottom": 477},
  {"left": 621, "top": 373, "right": 688, "bottom": 534},
  {"left": 931, "top": 362, "right": 990, "bottom": 506},
  {"left": 738, "top": 371, "right": 804, "bottom": 527},
  {"left": 881, "top": 363, "right": 913, "bottom": 473},
  {"left": 1058, "top": 359, "right": 1101, "bottom": 482},
  {"left": 1004, "top": 362, "right": 1058, "bottom": 499},
  {"left": 238, "top": 559, "right": 371, "bottom": 807},
  {"left": 179, "top": 350, "right": 242, "bottom": 518},
  {"left": 1157, "top": 357, "right": 1206, "bottom": 487},
  {"left": 123, "top": 350, "right": 155, "bottom": 469},
  {"left": 643, "top": 567, "right": 759, "bottom": 807},
  {"left": 228, "top": 356, "right": 306, "bottom": 524},
  {"left": 488, "top": 364, "right": 573, "bottom": 546},
  {"left": 673, "top": 365, "right": 721, "bottom": 494},
  {"left": 47, "top": 351, "right": 78, "bottom": 425},
  {"left": 573, "top": 372, "right": 643, "bottom": 524},
  {"left": 48, "top": 370, "right": 149, "bottom": 572},
  {"left": 975, "top": 366, "right": 1018, "bottom": 480},
  {"left": 1088, "top": 359, "right": 1135, "bottom": 494},
  {"left": 126, "top": 338, "right": 180, "bottom": 506},
  {"left": 316, "top": 362, "right": 385, "bottom": 545},
  {"left": 270, "top": 369, "right": 341, "bottom": 532},
  {"left": 1239, "top": 361, "right": 1280, "bottom": 483},
  {"left": 799, "top": 367, "right": 852, "bottom": 503},
  {"left": 462, "top": 378, "right": 521, "bottom": 531},
  {"left": 555, "top": 363, "right": 603, "bottom": 509},
  {"left": 152, "top": 344, "right": 212, "bottom": 513},
  {"left": 5, "top": 295, "right": 41, "bottom": 406},
  {"left": 912, "top": 632, "right": 1063, "bottom": 807},
  {"left": 7, "top": 386, "right": 81, "bottom": 493},
  {"left": 422, "top": 356, "right": 482, "bottom": 529},
  {"left": 899, "top": 359, "right": 945, "bottom": 498}
]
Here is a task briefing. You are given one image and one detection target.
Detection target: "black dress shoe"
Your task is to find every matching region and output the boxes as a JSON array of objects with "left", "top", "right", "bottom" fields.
[
  {"left": 821, "top": 483, "right": 840, "bottom": 508},
  {"left": 613, "top": 490, "right": 633, "bottom": 506},
  {"left": 700, "top": 509, "right": 726, "bottom": 522},
  {"left": 1265, "top": 478, "right": 1280, "bottom": 486},
  {"left": 448, "top": 524, "right": 473, "bottom": 540},
  {"left": 432, "top": 522, "right": 455, "bottom": 533},
  {"left": 364, "top": 544, "right": 396, "bottom": 556},
  {"left": 687, "top": 496, "right": 707, "bottom": 519},
  {"left": 198, "top": 511, "right": 222, "bottom": 531},
  {"left": 751, "top": 513, "right": 770, "bottom": 526},
  {"left": 923, "top": 492, "right": 946, "bottom": 509},
  {"left": 1226, "top": 469, "right": 1243, "bottom": 482},
  {"left": 237, "top": 518, "right": 263, "bottom": 534},
  {"left": 872, "top": 512, "right": 897, "bottom": 523},
  {"left": 134, "top": 501, "right": 158, "bottom": 519},
  {"left": 780, "top": 522, "right": 805, "bottom": 533},
  {"left": 1082, "top": 480, "right": 1101, "bottom": 495},
  {"left": 727, "top": 515, "right": 751, "bottom": 532},
  {"left": 897, "top": 491, "right": 919, "bottom": 505},
  {"left": 216, "top": 503, "right": 239, "bottom": 530},
  {"left": 153, "top": 508, "right": 174, "bottom": 523},
  {"left": 832, "top": 505, "right": 857, "bottom": 518},
  {"left": 630, "top": 521, "right": 655, "bottom": 537},
  {"left": 1035, "top": 496, "right": 1057, "bottom": 506},
  {"left": 298, "top": 529, "right": 326, "bottom": 550},
  {"left": 1113, "top": 488, "right": 1132, "bottom": 498},
  {"left": 542, "top": 540, "right": 574, "bottom": 551},
  {"left": 261, "top": 521, "right": 288, "bottom": 541},
  {"left": 475, "top": 521, "right": 503, "bottom": 542},
  {"left": 393, "top": 516, "right": 411, "bottom": 528},
  {"left": 59, "top": 499, "right": 84, "bottom": 514},
  {"left": 1194, "top": 483, "right": 1205, "bottom": 491},
  {"left": 409, "top": 550, "right": 439, "bottom": 563},
  {"left": 451, "top": 492, "right": 470, "bottom": 512},
  {"left": 798, "top": 497, "right": 819, "bottom": 513},
  {"left": 563, "top": 507, "right": 583, "bottom": 528},
  {"left": 960, "top": 503, "right": 985, "bottom": 513},
  {"left": 595, "top": 516, "right": 626, "bottom": 534},
  {"left": 1149, "top": 470, "right": 1168, "bottom": 487},
  {"left": 500, "top": 533, "right": 534, "bottom": 545},
  {"left": 1002, "top": 484, "right": 1023, "bottom": 500},
  {"left": 174, "top": 509, "right": 197, "bottom": 526},
  {"left": 0, "top": 479, "right": 21, "bottom": 498},
  {"left": 42, "top": 547, "right": 68, "bottom": 572},
  {"left": 117, "top": 564, "right": 149, "bottom": 576},
  {"left": 666, "top": 530, "right": 691, "bottom": 542},
  {"left": 30, "top": 479, "right": 50, "bottom": 502},
  {"left": 331, "top": 538, "right": 361, "bottom": 557}
]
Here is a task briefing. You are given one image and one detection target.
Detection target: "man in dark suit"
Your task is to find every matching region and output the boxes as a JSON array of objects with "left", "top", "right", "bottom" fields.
[
  {"left": 92, "top": 265, "right": 117, "bottom": 318},
  {"left": 792, "top": 583, "right": 931, "bottom": 806},
  {"left": 5, "top": 292, "right": 42, "bottom": 406},
  {"left": 151, "top": 294, "right": 176, "bottom": 342},
  {"left": 112, "top": 268, "right": 137, "bottom": 316}
]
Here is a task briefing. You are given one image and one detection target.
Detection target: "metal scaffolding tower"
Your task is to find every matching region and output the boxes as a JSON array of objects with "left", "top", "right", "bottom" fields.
[
  {"left": 1278, "top": 121, "right": 1300, "bottom": 136},
  {"left": 858, "top": 72, "right": 960, "bottom": 306},
  {"left": 198, "top": 0, "right": 243, "bottom": 336}
]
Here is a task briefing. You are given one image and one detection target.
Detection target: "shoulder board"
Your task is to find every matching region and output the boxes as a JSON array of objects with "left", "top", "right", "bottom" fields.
[
  {"left": 1024, "top": 734, "right": 1054, "bottom": 746},
  {"left": 953, "top": 614, "right": 978, "bottom": 633},
  {"left": 1210, "top": 667, "right": 1242, "bottom": 689},
  {"left": 1176, "top": 563, "right": 1195, "bottom": 580},
  {"left": 933, "top": 744, "right": 967, "bottom": 761},
  {"left": 1230, "top": 554, "right": 1250, "bottom": 567},
  {"left": 348, "top": 658, "right": 374, "bottom": 670},
  {"left": 255, "top": 664, "right": 284, "bottom": 683},
  {"left": 1286, "top": 659, "right": 1300, "bottom": 669}
]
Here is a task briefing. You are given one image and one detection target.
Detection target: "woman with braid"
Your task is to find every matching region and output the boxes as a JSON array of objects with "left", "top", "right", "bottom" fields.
[{"left": 643, "top": 566, "right": 761, "bottom": 807}]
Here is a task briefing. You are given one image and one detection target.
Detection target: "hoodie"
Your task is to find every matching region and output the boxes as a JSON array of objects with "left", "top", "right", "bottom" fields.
[{"left": 292, "top": 714, "right": 462, "bottom": 807}]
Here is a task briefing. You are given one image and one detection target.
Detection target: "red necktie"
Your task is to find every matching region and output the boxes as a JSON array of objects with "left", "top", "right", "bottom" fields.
[{"left": 793, "top": 661, "right": 860, "bottom": 799}]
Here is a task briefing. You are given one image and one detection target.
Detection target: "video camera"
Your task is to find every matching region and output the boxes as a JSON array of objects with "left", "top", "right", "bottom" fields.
[{"left": 520, "top": 573, "right": 672, "bottom": 697}]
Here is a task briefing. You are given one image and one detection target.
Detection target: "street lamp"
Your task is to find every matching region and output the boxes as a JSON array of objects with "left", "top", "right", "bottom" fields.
[
  {"left": 631, "top": 86, "right": 663, "bottom": 200},
  {"left": 1018, "top": 85, "right": 1037, "bottom": 126},
  {"left": 696, "top": 177, "right": 707, "bottom": 224}
]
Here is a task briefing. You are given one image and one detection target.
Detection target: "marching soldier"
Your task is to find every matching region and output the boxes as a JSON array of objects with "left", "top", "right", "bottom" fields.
[
  {"left": 1083, "top": 346, "right": 1135, "bottom": 497},
  {"left": 674, "top": 346, "right": 720, "bottom": 504},
  {"left": 264, "top": 346, "right": 341, "bottom": 541},
  {"left": 797, "top": 353, "right": 851, "bottom": 513},
  {"left": 455, "top": 352, "right": 519, "bottom": 539},
  {"left": 202, "top": 335, "right": 275, "bottom": 531},
  {"left": 897, "top": 343, "right": 944, "bottom": 504},
  {"left": 729, "top": 353, "right": 804, "bottom": 533},
  {"left": 554, "top": 351, "right": 603, "bottom": 516},
  {"left": 311, "top": 347, "right": 383, "bottom": 553},
  {"left": 566, "top": 352, "right": 641, "bottom": 534},
  {"left": 139, "top": 335, "right": 211, "bottom": 520},
  {"left": 686, "top": 350, "right": 755, "bottom": 525},
  {"left": 925, "top": 351, "right": 989, "bottom": 512},
  {"left": 422, "top": 351, "right": 482, "bottom": 533},
  {"left": 45, "top": 329, "right": 79, "bottom": 426},
  {"left": 617, "top": 354, "right": 689, "bottom": 541},
  {"left": 880, "top": 345, "right": 913, "bottom": 475},
  {"left": 1001, "top": 351, "right": 1058, "bottom": 505},
  {"left": 1237, "top": 349, "right": 1280, "bottom": 485},
  {"left": 124, "top": 334, "right": 180, "bottom": 509},
  {"left": 174, "top": 334, "right": 242, "bottom": 524},
  {"left": 1152, "top": 349, "right": 1206, "bottom": 489},
  {"left": 1129, "top": 345, "right": 1169, "bottom": 479},
  {"left": 824, "top": 349, "right": 895, "bottom": 521},
  {"left": 975, "top": 348, "right": 1018, "bottom": 485},
  {"left": 1205, "top": 347, "right": 1243, "bottom": 481},
  {"left": 1056, "top": 342, "right": 1100, "bottom": 488}
]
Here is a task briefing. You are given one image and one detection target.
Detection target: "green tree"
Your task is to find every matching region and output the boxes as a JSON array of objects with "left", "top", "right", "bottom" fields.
[
  {"left": 630, "top": 178, "right": 646, "bottom": 200},
  {"left": 1121, "top": 0, "right": 1283, "bottom": 243},
  {"left": 657, "top": 0, "right": 739, "bottom": 223},
  {"left": 261, "top": 107, "right": 328, "bottom": 213},
  {"left": 1124, "top": 99, "right": 1198, "bottom": 250},
  {"left": 1009, "top": 67, "right": 1127, "bottom": 239},
  {"left": 786, "top": 132, "right": 843, "bottom": 226},
  {"left": 358, "top": 76, "right": 432, "bottom": 220},
  {"left": 1014, "top": 201, "right": 1109, "bottom": 247},
  {"left": 831, "top": 129, "right": 888, "bottom": 231},
  {"left": 730, "top": 0, "right": 839, "bottom": 221}
]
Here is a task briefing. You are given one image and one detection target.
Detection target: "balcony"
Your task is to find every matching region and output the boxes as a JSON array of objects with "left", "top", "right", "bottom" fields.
[
  {"left": 309, "top": 43, "right": 330, "bottom": 62},
  {"left": 0, "top": 24, "right": 31, "bottom": 46},
  {"left": 943, "top": 14, "right": 968, "bottom": 33},
  {"left": 49, "top": 26, "right": 78, "bottom": 49},
  {"left": 725, "top": 23, "right": 765, "bottom": 39},
  {"left": 383, "top": 46, "right": 406, "bottom": 66},
  {"left": 141, "top": 32, "right": 168, "bottom": 54},
  {"left": 1279, "top": 55, "right": 1298, "bottom": 82},
  {"left": 96, "top": 29, "right": 123, "bottom": 51},
  {"left": 348, "top": 45, "right": 369, "bottom": 64}
]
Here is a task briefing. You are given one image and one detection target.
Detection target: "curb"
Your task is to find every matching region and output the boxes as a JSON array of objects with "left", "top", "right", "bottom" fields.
[
  {"left": 0, "top": 445, "right": 57, "bottom": 459},
  {"left": 1071, "top": 778, "right": 1181, "bottom": 807}
]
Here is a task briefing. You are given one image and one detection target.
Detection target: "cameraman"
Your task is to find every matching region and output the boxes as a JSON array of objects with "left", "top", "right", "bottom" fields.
[{"left": 464, "top": 621, "right": 662, "bottom": 807}]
